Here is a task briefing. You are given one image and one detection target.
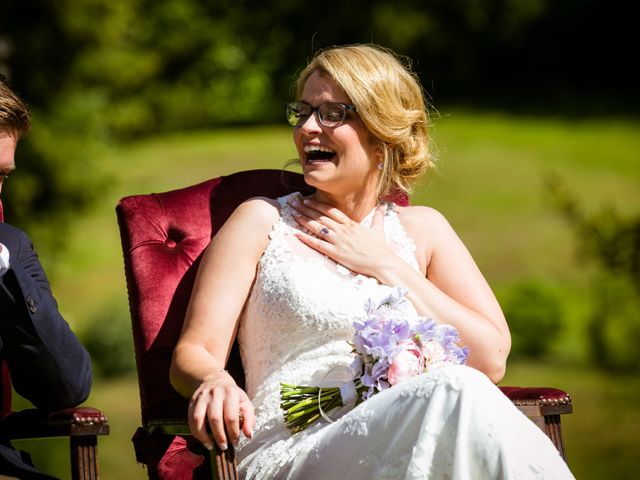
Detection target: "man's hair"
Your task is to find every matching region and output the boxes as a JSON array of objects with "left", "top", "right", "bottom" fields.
[{"left": 0, "top": 74, "right": 31, "bottom": 138}]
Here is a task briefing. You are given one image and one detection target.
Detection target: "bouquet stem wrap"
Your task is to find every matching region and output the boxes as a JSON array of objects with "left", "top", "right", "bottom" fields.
[{"left": 280, "top": 379, "right": 367, "bottom": 433}]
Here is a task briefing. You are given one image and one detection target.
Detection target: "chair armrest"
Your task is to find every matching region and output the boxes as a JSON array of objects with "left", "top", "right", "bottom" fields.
[
  {"left": 136, "top": 418, "right": 238, "bottom": 480},
  {"left": 0, "top": 407, "right": 109, "bottom": 439},
  {"left": 145, "top": 418, "right": 235, "bottom": 459},
  {"left": 145, "top": 417, "right": 193, "bottom": 436},
  {"left": 500, "top": 386, "right": 573, "bottom": 416}
]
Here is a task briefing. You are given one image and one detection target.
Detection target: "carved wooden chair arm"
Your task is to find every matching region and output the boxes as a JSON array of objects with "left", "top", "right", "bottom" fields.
[
  {"left": 0, "top": 407, "right": 109, "bottom": 480},
  {"left": 500, "top": 386, "right": 573, "bottom": 460},
  {"left": 500, "top": 386, "right": 573, "bottom": 416},
  {"left": 0, "top": 406, "right": 109, "bottom": 438},
  {"left": 134, "top": 418, "right": 238, "bottom": 480}
]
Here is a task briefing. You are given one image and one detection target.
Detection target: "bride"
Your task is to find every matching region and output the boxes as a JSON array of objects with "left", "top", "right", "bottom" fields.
[{"left": 170, "top": 44, "right": 574, "bottom": 479}]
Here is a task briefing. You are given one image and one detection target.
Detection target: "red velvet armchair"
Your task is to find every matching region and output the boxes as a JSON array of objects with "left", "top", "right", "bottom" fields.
[
  {"left": 0, "top": 199, "right": 110, "bottom": 480},
  {"left": 116, "top": 169, "right": 572, "bottom": 480}
]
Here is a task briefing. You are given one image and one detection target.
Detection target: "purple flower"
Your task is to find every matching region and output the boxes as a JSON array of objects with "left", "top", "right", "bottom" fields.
[
  {"left": 352, "top": 287, "right": 469, "bottom": 395},
  {"left": 364, "top": 286, "right": 408, "bottom": 314}
]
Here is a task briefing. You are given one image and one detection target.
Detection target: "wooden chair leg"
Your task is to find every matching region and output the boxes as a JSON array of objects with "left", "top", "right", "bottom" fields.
[
  {"left": 543, "top": 414, "right": 567, "bottom": 462},
  {"left": 70, "top": 435, "right": 99, "bottom": 480},
  {"left": 211, "top": 444, "right": 239, "bottom": 480},
  {"left": 512, "top": 399, "right": 571, "bottom": 464}
]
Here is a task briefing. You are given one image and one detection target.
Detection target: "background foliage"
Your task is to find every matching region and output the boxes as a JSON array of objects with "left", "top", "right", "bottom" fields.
[{"left": 0, "top": 0, "right": 636, "bottom": 242}]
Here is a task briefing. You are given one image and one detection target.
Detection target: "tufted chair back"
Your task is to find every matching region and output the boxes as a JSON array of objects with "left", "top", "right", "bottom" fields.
[{"left": 117, "top": 169, "right": 317, "bottom": 477}]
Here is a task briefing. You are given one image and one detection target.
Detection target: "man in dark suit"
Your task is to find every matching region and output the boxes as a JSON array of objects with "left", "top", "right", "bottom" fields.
[{"left": 0, "top": 77, "right": 93, "bottom": 479}]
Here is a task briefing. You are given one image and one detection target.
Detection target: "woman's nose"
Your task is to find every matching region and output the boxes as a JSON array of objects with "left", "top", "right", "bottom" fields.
[{"left": 298, "top": 111, "right": 323, "bottom": 134}]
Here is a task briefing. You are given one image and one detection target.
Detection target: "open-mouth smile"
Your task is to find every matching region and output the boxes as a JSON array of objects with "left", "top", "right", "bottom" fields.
[{"left": 303, "top": 144, "right": 336, "bottom": 163}]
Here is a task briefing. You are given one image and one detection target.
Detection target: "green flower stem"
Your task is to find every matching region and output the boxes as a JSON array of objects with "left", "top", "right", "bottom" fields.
[
  {"left": 286, "top": 395, "right": 329, "bottom": 414},
  {"left": 280, "top": 381, "right": 363, "bottom": 434},
  {"left": 287, "top": 404, "right": 325, "bottom": 420},
  {"left": 286, "top": 390, "right": 340, "bottom": 413}
]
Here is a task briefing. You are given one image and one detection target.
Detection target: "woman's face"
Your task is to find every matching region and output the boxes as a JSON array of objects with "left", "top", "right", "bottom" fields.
[{"left": 294, "top": 71, "right": 380, "bottom": 197}]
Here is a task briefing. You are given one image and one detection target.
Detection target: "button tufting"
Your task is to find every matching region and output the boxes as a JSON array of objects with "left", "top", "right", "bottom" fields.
[{"left": 165, "top": 238, "right": 177, "bottom": 248}]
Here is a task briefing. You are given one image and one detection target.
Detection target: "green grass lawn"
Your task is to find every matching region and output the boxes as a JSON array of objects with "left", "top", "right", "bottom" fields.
[
  {"left": 13, "top": 111, "right": 639, "bottom": 477},
  {"left": 503, "top": 360, "right": 640, "bottom": 480}
]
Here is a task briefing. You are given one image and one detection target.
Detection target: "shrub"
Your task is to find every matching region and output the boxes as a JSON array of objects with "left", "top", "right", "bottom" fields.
[
  {"left": 503, "top": 282, "right": 564, "bottom": 358},
  {"left": 547, "top": 175, "right": 640, "bottom": 371},
  {"left": 83, "top": 301, "right": 135, "bottom": 378},
  {"left": 587, "top": 275, "right": 640, "bottom": 372}
]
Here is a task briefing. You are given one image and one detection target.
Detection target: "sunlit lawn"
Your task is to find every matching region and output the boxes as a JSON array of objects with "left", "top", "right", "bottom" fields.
[
  {"left": 503, "top": 360, "right": 640, "bottom": 480},
  {"left": 15, "top": 111, "right": 639, "bottom": 478}
]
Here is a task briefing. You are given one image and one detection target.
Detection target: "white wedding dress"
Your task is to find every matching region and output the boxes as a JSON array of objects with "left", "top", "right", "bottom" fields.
[{"left": 236, "top": 193, "right": 574, "bottom": 480}]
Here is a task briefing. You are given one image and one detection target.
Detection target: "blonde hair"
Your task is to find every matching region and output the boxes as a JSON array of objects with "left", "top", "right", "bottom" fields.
[
  {"left": 295, "top": 44, "right": 434, "bottom": 198},
  {"left": 0, "top": 75, "right": 31, "bottom": 138}
]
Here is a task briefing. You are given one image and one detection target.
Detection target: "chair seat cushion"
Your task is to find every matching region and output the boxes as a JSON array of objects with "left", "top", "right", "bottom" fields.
[{"left": 499, "top": 386, "right": 572, "bottom": 406}]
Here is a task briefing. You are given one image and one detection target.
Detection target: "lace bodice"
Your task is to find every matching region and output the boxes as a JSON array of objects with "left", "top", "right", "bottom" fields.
[{"left": 236, "top": 193, "right": 419, "bottom": 436}]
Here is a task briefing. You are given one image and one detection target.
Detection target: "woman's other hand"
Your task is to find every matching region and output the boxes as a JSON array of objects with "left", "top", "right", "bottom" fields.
[{"left": 188, "top": 370, "right": 255, "bottom": 451}]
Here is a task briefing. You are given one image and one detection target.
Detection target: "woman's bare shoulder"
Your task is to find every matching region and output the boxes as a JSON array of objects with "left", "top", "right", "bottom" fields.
[
  {"left": 212, "top": 196, "right": 283, "bottom": 252},
  {"left": 395, "top": 204, "right": 452, "bottom": 235},
  {"left": 228, "top": 196, "right": 281, "bottom": 226},
  {"left": 390, "top": 205, "right": 451, "bottom": 271}
]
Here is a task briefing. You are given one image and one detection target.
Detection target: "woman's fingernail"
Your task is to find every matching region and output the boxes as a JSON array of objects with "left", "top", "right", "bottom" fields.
[
  {"left": 291, "top": 209, "right": 300, "bottom": 216},
  {"left": 219, "top": 442, "right": 228, "bottom": 451},
  {"left": 302, "top": 199, "right": 310, "bottom": 205},
  {"left": 204, "top": 442, "right": 213, "bottom": 451}
]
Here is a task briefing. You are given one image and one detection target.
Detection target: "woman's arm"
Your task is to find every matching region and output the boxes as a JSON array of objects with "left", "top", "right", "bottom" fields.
[
  {"left": 385, "top": 206, "right": 510, "bottom": 383},
  {"left": 170, "top": 197, "right": 279, "bottom": 450},
  {"left": 291, "top": 199, "right": 510, "bottom": 383}
]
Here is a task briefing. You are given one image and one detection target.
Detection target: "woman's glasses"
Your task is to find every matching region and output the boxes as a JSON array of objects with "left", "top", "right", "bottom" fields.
[{"left": 286, "top": 102, "right": 357, "bottom": 128}]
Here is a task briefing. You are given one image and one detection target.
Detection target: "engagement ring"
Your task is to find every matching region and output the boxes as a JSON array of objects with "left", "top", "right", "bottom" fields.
[{"left": 319, "top": 227, "right": 330, "bottom": 236}]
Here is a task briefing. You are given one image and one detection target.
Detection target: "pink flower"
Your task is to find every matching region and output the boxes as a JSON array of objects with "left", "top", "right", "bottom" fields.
[
  {"left": 388, "top": 341, "right": 425, "bottom": 386},
  {"left": 421, "top": 339, "right": 448, "bottom": 371}
]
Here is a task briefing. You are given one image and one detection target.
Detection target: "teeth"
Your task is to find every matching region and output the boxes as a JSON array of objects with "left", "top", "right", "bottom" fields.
[{"left": 304, "top": 144, "right": 335, "bottom": 154}]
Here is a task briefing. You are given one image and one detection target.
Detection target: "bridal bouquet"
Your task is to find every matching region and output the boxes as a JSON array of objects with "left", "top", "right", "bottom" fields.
[{"left": 280, "top": 286, "right": 469, "bottom": 434}]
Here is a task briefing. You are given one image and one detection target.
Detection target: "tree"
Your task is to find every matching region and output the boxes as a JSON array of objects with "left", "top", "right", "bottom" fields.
[
  {"left": 547, "top": 175, "right": 640, "bottom": 371},
  {"left": 0, "top": 0, "right": 634, "bottom": 254}
]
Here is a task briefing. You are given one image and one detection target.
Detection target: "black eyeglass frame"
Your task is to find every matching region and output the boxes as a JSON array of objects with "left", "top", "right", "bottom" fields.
[{"left": 285, "top": 101, "right": 357, "bottom": 128}]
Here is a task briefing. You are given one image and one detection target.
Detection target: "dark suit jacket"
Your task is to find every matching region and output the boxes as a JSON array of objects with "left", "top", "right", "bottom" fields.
[{"left": 0, "top": 222, "right": 93, "bottom": 478}]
